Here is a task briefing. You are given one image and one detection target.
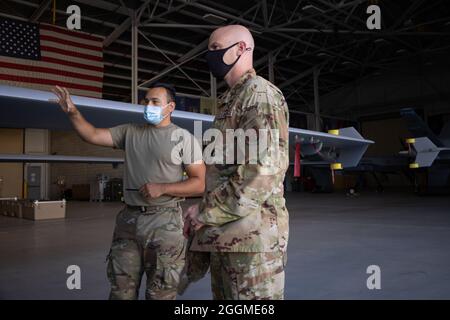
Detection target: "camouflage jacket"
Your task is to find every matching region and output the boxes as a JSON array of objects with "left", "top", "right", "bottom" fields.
[{"left": 190, "top": 68, "right": 290, "bottom": 253}]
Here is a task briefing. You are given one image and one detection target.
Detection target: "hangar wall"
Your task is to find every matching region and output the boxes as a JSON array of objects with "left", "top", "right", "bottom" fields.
[
  {"left": 319, "top": 58, "right": 450, "bottom": 118},
  {"left": 361, "top": 118, "right": 412, "bottom": 188},
  {"left": 49, "top": 130, "right": 124, "bottom": 199},
  {"left": 361, "top": 118, "right": 410, "bottom": 157},
  {"left": 0, "top": 128, "right": 24, "bottom": 198}
]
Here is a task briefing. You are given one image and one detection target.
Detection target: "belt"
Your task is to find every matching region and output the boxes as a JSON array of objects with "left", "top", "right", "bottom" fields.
[{"left": 127, "top": 202, "right": 180, "bottom": 213}]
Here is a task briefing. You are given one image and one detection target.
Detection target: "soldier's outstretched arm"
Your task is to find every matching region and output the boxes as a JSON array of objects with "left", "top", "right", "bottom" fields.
[{"left": 51, "top": 86, "right": 114, "bottom": 147}]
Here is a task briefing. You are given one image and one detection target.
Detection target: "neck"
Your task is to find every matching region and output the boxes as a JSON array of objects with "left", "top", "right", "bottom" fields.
[
  {"left": 225, "top": 64, "right": 253, "bottom": 88},
  {"left": 155, "top": 117, "right": 171, "bottom": 128}
]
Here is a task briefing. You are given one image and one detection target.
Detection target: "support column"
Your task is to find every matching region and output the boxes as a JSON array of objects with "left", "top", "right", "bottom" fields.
[
  {"left": 313, "top": 67, "right": 321, "bottom": 131},
  {"left": 131, "top": 11, "right": 139, "bottom": 104}
]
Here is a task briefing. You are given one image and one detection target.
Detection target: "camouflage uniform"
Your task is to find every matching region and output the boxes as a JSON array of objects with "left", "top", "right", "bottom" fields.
[
  {"left": 107, "top": 204, "right": 185, "bottom": 300},
  {"left": 210, "top": 251, "right": 287, "bottom": 300},
  {"left": 189, "top": 68, "right": 290, "bottom": 300}
]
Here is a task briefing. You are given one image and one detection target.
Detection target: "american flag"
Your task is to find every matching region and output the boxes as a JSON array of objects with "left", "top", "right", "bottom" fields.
[{"left": 0, "top": 17, "right": 103, "bottom": 98}]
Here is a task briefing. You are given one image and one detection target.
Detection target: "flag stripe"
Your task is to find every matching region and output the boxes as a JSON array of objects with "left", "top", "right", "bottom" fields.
[
  {"left": 41, "top": 45, "right": 102, "bottom": 62},
  {"left": 40, "top": 28, "right": 103, "bottom": 49},
  {"left": 41, "top": 56, "right": 103, "bottom": 73},
  {"left": 0, "top": 68, "right": 102, "bottom": 88},
  {"left": 41, "top": 51, "right": 104, "bottom": 69},
  {"left": 0, "top": 74, "right": 102, "bottom": 92},
  {"left": 40, "top": 40, "right": 102, "bottom": 58},
  {"left": 0, "top": 61, "right": 103, "bottom": 82},
  {"left": 40, "top": 34, "right": 102, "bottom": 52},
  {"left": 39, "top": 23, "right": 103, "bottom": 42},
  {"left": 0, "top": 55, "right": 103, "bottom": 77}
]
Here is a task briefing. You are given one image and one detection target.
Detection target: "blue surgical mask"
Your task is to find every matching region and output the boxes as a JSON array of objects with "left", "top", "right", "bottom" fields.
[{"left": 144, "top": 103, "right": 169, "bottom": 125}]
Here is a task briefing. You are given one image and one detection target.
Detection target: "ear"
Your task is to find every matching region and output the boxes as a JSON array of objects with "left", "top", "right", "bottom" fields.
[
  {"left": 237, "top": 41, "right": 247, "bottom": 55},
  {"left": 168, "top": 101, "right": 176, "bottom": 112}
]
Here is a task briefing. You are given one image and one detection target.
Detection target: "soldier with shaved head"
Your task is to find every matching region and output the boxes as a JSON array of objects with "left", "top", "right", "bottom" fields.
[{"left": 183, "top": 24, "right": 290, "bottom": 300}]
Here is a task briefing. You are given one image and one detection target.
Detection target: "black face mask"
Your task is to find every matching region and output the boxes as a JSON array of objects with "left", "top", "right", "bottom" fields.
[{"left": 205, "top": 42, "right": 250, "bottom": 79}]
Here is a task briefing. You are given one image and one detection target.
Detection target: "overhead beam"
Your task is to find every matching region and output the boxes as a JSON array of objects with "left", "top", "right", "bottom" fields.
[
  {"left": 138, "top": 30, "right": 209, "bottom": 95},
  {"left": 103, "top": 0, "right": 190, "bottom": 47},
  {"left": 29, "top": 0, "right": 52, "bottom": 22},
  {"left": 103, "top": 50, "right": 210, "bottom": 76},
  {"left": 71, "top": 0, "right": 130, "bottom": 15},
  {"left": 261, "top": 0, "right": 269, "bottom": 28},
  {"left": 279, "top": 66, "right": 315, "bottom": 89},
  {"left": 104, "top": 63, "right": 210, "bottom": 84},
  {"left": 141, "top": 23, "right": 218, "bottom": 29},
  {"left": 186, "top": 1, "right": 263, "bottom": 30},
  {"left": 103, "top": 17, "right": 132, "bottom": 47},
  {"left": 267, "top": 28, "right": 450, "bottom": 36}
]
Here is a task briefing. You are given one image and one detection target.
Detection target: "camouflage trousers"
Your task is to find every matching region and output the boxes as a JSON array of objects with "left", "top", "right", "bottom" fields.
[
  {"left": 106, "top": 204, "right": 186, "bottom": 300},
  {"left": 210, "top": 251, "right": 286, "bottom": 300}
]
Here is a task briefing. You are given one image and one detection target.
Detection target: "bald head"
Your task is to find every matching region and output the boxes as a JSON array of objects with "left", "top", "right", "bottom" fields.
[{"left": 209, "top": 25, "right": 254, "bottom": 51}]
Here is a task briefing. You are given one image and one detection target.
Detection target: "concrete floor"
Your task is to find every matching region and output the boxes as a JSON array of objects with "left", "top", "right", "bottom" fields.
[{"left": 1, "top": 191, "right": 450, "bottom": 299}]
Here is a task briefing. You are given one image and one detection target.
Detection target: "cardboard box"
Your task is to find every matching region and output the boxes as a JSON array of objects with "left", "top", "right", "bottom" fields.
[{"left": 22, "top": 200, "right": 66, "bottom": 220}]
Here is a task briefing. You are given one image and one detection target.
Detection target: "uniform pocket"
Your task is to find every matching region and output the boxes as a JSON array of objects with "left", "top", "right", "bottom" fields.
[{"left": 113, "top": 208, "right": 138, "bottom": 240}]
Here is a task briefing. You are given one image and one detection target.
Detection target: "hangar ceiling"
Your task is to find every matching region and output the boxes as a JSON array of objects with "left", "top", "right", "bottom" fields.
[{"left": 1, "top": 0, "right": 450, "bottom": 117}]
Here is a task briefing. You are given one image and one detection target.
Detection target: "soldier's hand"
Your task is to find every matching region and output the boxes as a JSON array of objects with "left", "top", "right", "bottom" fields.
[
  {"left": 185, "top": 204, "right": 205, "bottom": 232},
  {"left": 183, "top": 218, "right": 191, "bottom": 238},
  {"left": 140, "top": 183, "right": 166, "bottom": 200},
  {"left": 50, "top": 86, "right": 78, "bottom": 116},
  {"left": 183, "top": 203, "right": 199, "bottom": 220}
]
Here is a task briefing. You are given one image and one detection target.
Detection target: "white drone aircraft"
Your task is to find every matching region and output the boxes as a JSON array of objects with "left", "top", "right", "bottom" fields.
[{"left": 0, "top": 84, "right": 374, "bottom": 170}]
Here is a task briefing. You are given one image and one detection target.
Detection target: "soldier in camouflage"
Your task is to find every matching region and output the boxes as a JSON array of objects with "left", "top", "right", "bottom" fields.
[
  {"left": 183, "top": 25, "right": 290, "bottom": 300},
  {"left": 52, "top": 83, "right": 205, "bottom": 300}
]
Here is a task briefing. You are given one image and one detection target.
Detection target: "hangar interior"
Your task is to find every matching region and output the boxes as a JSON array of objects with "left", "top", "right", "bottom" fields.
[{"left": 0, "top": 0, "right": 450, "bottom": 299}]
